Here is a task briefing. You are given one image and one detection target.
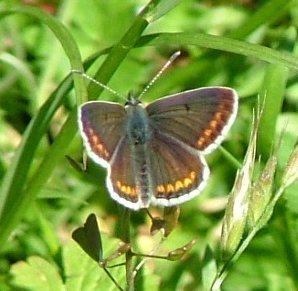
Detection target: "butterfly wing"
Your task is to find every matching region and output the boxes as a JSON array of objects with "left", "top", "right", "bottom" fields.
[
  {"left": 149, "top": 130, "right": 209, "bottom": 206},
  {"left": 146, "top": 87, "right": 238, "bottom": 154},
  {"left": 106, "top": 136, "right": 143, "bottom": 210},
  {"left": 106, "top": 129, "right": 209, "bottom": 210},
  {"left": 79, "top": 101, "right": 142, "bottom": 209},
  {"left": 78, "top": 101, "right": 126, "bottom": 167}
]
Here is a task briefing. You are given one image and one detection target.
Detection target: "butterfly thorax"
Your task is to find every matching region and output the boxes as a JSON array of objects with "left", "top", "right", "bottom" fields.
[{"left": 125, "top": 102, "right": 151, "bottom": 146}]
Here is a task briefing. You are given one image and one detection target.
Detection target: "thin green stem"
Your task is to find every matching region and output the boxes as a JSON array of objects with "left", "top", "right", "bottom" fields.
[
  {"left": 219, "top": 146, "right": 241, "bottom": 170},
  {"left": 103, "top": 268, "right": 125, "bottom": 291},
  {"left": 119, "top": 208, "right": 134, "bottom": 291}
]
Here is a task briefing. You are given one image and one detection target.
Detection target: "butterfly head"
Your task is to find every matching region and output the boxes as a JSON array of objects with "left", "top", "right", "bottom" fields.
[{"left": 125, "top": 92, "right": 142, "bottom": 106}]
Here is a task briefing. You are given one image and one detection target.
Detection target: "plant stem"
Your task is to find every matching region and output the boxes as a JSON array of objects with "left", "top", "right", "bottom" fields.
[{"left": 119, "top": 208, "right": 134, "bottom": 291}]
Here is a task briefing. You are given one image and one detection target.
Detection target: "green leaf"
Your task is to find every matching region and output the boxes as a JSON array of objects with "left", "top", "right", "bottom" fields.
[
  {"left": 0, "top": 5, "right": 86, "bottom": 249},
  {"left": 10, "top": 256, "right": 64, "bottom": 291},
  {"left": 202, "top": 246, "right": 217, "bottom": 291},
  {"left": 72, "top": 213, "right": 103, "bottom": 263},
  {"left": 144, "top": 0, "right": 182, "bottom": 22},
  {"left": 64, "top": 239, "right": 126, "bottom": 291},
  {"left": 63, "top": 241, "right": 102, "bottom": 291},
  {"left": 257, "top": 62, "right": 289, "bottom": 160},
  {"left": 137, "top": 32, "right": 298, "bottom": 70}
]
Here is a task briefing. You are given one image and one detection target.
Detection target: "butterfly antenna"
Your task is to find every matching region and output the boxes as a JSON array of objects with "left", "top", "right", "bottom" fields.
[
  {"left": 71, "top": 69, "right": 126, "bottom": 101},
  {"left": 138, "top": 51, "right": 181, "bottom": 100}
]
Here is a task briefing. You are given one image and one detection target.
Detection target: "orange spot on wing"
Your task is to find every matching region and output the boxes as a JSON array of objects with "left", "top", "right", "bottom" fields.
[
  {"left": 209, "top": 120, "right": 218, "bottom": 129},
  {"left": 175, "top": 180, "right": 184, "bottom": 191},
  {"left": 203, "top": 129, "right": 213, "bottom": 137},
  {"left": 157, "top": 185, "right": 166, "bottom": 193},
  {"left": 131, "top": 187, "right": 136, "bottom": 196},
  {"left": 197, "top": 137, "right": 205, "bottom": 147},
  {"left": 156, "top": 171, "right": 198, "bottom": 197},
  {"left": 183, "top": 178, "right": 192, "bottom": 188},
  {"left": 215, "top": 112, "right": 223, "bottom": 120},
  {"left": 116, "top": 180, "right": 138, "bottom": 198},
  {"left": 85, "top": 127, "right": 110, "bottom": 159},
  {"left": 126, "top": 186, "right": 131, "bottom": 194},
  {"left": 190, "top": 171, "right": 196, "bottom": 181},
  {"left": 166, "top": 184, "right": 175, "bottom": 193},
  {"left": 91, "top": 135, "right": 99, "bottom": 145}
]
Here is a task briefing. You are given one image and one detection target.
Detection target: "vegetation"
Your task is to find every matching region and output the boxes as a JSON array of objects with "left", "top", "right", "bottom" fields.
[{"left": 0, "top": 0, "right": 298, "bottom": 290}]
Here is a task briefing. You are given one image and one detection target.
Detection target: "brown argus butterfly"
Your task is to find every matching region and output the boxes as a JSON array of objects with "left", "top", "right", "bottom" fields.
[{"left": 78, "top": 53, "right": 238, "bottom": 210}]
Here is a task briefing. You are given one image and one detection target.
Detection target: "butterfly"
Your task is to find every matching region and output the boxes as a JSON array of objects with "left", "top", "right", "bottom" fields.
[{"left": 78, "top": 85, "right": 238, "bottom": 210}]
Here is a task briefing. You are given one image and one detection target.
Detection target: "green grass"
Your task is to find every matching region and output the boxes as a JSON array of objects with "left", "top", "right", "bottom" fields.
[{"left": 1, "top": 0, "right": 298, "bottom": 290}]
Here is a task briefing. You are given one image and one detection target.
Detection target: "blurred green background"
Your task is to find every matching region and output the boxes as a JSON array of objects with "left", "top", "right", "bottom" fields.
[{"left": 0, "top": 0, "right": 298, "bottom": 290}]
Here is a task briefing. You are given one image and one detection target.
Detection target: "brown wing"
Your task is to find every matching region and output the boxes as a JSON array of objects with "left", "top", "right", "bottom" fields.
[
  {"left": 78, "top": 101, "right": 126, "bottom": 167},
  {"left": 107, "top": 136, "right": 147, "bottom": 210},
  {"left": 148, "top": 130, "right": 209, "bottom": 206},
  {"left": 146, "top": 87, "right": 237, "bottom": 154}
]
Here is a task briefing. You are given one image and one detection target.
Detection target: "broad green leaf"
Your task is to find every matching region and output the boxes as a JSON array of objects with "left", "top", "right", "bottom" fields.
[{"left": 10, "top": 256, "right": 64, "bottom": 291}]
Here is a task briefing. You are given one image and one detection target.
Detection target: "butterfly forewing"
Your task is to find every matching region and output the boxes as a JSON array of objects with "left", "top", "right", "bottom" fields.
[
  {"left": 79, "top": 101, "right": 126, "bottom": 166},
  {"left": 146, "top": 87, "right": 237, "bottom": 154}
]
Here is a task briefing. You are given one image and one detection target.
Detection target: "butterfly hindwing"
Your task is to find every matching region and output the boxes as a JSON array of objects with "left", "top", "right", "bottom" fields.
[
  {"left": 107, "top": 137, "right": 142, "bottom": 210},
  {"left": 148, "top": 130, "right": 209, "bottom": 206},
  {"left": 106, "top": 129, "right": 209, "bottom": 209}
]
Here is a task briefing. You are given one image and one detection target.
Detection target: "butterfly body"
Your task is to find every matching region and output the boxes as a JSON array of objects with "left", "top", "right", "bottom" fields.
[
  {"left": 78, "top": 87, "right": 238, "bottom": 210},
  {"left": 124, "top": 99, "right": 153, "bottom": 207}
]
